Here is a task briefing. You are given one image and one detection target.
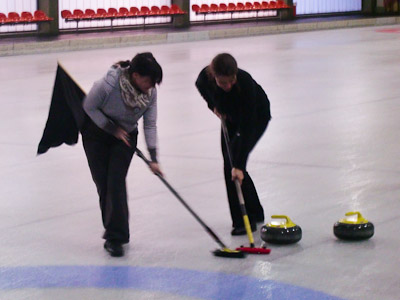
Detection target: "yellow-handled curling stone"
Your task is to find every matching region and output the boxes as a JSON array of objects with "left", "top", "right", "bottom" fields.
[
  {"left": 260, "top": 215, "right": 302, "bottom": 244},
  {"left": 333, "top": 212, "right": 374, "bottom": 240}
]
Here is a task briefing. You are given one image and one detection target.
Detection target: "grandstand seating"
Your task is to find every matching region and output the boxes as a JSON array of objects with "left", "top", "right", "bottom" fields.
[
  {"left": 0, "top": 10, "right": 53, "bottom": 26},
  {"left": 61, "top": 4, "right": 186, "bottom": 30},
  {"left": 191, "top": 0, "right": 291, "bottom": 21}
]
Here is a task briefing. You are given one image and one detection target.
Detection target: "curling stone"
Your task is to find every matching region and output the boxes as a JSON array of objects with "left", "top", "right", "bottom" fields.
[
  {"left": 333, "top": 212, "right": 374, "bottom": 241},
  {"left": 260, "top": 215, "right": 302, "bottom": 244}
]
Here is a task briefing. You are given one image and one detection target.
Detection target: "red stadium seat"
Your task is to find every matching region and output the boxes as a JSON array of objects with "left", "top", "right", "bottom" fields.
[
  {"left": 130, "top": 7, "right": 139, "bottom": 16},
  {"left": 261, "top": 1, "right": 270, "bottom": 9},
  {"left": 85, "top": 9, "right": 96, "bottom": 18},
  {"left": 107, "top": 8, "right": 118, "bottom": 17},
  {"left": 253, "top": 2, "right": 262, "bottom": 9},
  {"left": 61, "top": 9, "right": 73, "bottom": 19},
  {"left": 277, "top": 0, "right": 289, "bottom": 8},
  {"left": 106, "top": 8, "right": 119, "bottom": 29},
  {"left": 0, "top": 12, "right": 8, "bottom": 24},
  {"left": 21, "top": 11, "right": 34, "bottom": 22},
  {"left": 228, "top": 3, "right": 237, "bottom": 11},
  {"left": 72, "top": 9, "right": 84, "bottom": 19},
  {"left": 236, "top": 3, "right": 245, "bottom": 11},
  {"left": 245, "top": 2, "right": 254, "bottom": 11},
  {"left": 96, "top": 8, "right": 108, "bottom": 18},
  {"left": 137, "top": 6, "right": 150, "bottom": 27},
  {"left": 140, "top": 6, "right": 150, "bottom": 16},
  {"left": 192, "top": 4, "right": 200, "bottom": 13},
  {"left": 150, "top": 6, "right": 161, "bottom": 15},
  {"left": 170, "top": 4, "right": 185, "bottom": 14},
  {"left": 210, "top": 4, "right": 219, "bottom": 12},
  {"left": 118, "top": 7, "right": 129, "bottom": 17},
  {"left": 200, "top": 4, "right": 210, "bottom": 13},
  {"left": 34, "top": 10, "right": 53, "bottom": 21},
  {"left": 219, "top": 3, "right": 228, "bottom": 12},
  {"left": 160, "top": 6, "right": 171, "bottom": 15},
  {"left": 8, "top": 12, "right": 20, "bottom": 23}
]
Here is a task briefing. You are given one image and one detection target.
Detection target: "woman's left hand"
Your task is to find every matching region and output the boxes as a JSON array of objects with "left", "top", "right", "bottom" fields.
[
  {"left": 149, "top": 162, "right": 164, "bottom": 177},
  {"left": 231, "top": 168, "right": 244, "bottom": 185}
]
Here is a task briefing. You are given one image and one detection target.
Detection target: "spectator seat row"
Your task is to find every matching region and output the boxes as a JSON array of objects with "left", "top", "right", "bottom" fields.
[
  {"left": 192, "top": 1, "right": 291, "bottom": 20},
  {"left": 0, "top": 10, "right": 53, "bottom": 26},
  {"left": 61, "top": 5, "right": 186, "bottom": 29}
]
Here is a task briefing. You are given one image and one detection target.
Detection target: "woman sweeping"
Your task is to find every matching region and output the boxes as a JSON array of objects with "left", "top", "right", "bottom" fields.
[
  {"left": 195, "top": 53, "right": 271, "bottom": 236},
  {"left": 82, "top": 52, "right": 163, "bottom": 257}
]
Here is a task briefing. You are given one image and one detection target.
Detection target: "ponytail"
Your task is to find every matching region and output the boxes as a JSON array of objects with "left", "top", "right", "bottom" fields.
[{"left": 114, "top": 60, "right": 130, "bottom": 69}]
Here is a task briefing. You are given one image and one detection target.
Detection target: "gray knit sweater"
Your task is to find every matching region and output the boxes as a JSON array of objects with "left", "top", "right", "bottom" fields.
[{"left": 83, "top": 66, "right": 158, "bottom": 161}]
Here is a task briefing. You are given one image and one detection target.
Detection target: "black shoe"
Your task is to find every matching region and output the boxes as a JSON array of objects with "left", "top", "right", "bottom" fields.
[
  {"left": 104, "top": 240, "right": 124, "bottom": 257},
  {"left": 231, "top": 223, "right": 257, "bottom": 236}
]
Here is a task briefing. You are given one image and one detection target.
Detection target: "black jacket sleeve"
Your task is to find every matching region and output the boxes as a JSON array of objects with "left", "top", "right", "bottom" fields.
[
  {"left": 232, "top": 71, "right": 270, "bottom": 170},
  {"left": 195, "top": 67, "right": 216, "bottom": 112},
  {"left": 232, "top": 75, "right": 259, "bottom": 170}
]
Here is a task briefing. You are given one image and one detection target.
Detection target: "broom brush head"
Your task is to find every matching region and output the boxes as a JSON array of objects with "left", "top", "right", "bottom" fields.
[{"left": 213, "top": 248, "right": 246, "bottom": 258}]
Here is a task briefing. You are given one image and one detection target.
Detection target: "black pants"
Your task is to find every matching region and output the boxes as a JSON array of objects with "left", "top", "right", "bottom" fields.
[
  {"left": 221, "top": 120, "right": 268, "bottom": 228},
  {"left": 82, "top": 120, "right": 137, "bottom": 244}
]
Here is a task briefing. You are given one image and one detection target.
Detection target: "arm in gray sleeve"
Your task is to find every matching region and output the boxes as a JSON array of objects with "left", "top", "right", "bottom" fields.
[
  {"left": 83, "top": 80, "right": 118, "bottom": 135},
  {"left": 143, "top": 88, "right": 158, "bottom": 162}
]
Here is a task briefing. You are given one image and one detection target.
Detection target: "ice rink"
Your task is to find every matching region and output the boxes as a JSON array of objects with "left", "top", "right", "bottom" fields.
[{"left": 0, "top": 24, "right": 400, "bottom": 299}]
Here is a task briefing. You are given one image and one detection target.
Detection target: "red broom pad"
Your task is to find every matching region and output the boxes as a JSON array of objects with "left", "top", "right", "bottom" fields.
[{"left": 236, "top": 246, "right": 271, "bottom": 254}]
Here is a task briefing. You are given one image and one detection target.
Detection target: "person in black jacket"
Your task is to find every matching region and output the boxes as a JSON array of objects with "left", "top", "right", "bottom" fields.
[{"left": 195, "top": 53, "right": 271, "bottom": 236}]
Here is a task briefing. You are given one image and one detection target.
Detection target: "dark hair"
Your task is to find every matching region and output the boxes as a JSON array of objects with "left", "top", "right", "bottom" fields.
[
  {"left": 210, "top": 53, "right": 238, "bottom": 77},
  {"left": 117, "top": 52, "right": 163, "bottom": 85}
]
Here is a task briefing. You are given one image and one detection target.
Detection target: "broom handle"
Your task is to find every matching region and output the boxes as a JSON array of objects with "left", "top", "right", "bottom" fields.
[
  {"left": 135, "top": 148, "right": 228, "bottom": 249},
  {"left": 221, "top": 120, "right": 255, "bottom": 247}
]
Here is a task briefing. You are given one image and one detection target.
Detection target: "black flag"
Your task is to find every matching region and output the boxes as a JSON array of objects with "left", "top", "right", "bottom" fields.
[{"left": 37, "top": 63, "right": 87, "bottom": 155}]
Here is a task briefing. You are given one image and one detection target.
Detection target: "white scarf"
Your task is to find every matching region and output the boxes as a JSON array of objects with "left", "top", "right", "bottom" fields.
[{"left": 119, "top": 68, "right": 154, "bottom": 110}]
